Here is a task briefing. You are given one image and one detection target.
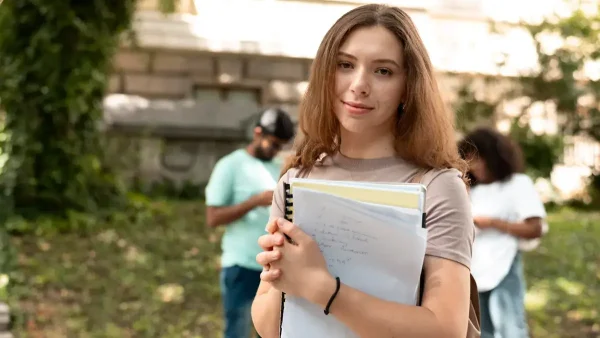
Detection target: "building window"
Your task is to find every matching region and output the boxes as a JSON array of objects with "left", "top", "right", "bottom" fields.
[{"left": 194, "top": 85, "right": 263, "bottom": 138}]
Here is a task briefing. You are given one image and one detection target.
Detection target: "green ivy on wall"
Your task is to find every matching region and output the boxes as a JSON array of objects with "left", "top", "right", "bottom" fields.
[{"left": 0, "top": 0, "right": 137, "bottom": 225}]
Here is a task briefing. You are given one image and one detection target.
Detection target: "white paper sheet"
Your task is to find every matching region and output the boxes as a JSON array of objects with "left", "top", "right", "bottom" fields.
[{"left": 281, "top": 187, "right": 428, "bottom": 338}]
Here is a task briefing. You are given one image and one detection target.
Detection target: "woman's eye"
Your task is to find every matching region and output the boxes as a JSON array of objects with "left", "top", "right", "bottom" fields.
[
  {"left": 337, "top": 61, "right": 353, "bottom": 69},
  {"left": 376, "top": 68, "right": 393, "bottom": 76}
]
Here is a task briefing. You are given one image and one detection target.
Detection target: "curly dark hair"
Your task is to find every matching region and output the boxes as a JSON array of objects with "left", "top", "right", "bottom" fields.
[{"left": 458, "top": 127, "right": 525, "bottom": 185}]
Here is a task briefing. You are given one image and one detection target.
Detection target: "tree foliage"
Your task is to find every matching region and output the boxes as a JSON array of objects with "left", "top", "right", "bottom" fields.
[
  {"left": 453, "top": 78, "right": 500, "bottom": 133},
  {"left": 0, "top": 0, "right": 137, "bottom": 225},
  {"left": 520, "top": 7, "right": 600, "bottom": 140},
  {"left": 454, "top": 3, "right": 599, "bottom": 178},
  {"left": 158, "top": 0, "right": 177, "bottom": 13},
  {"left": 508, "top": 120, "right": 564, "bottom": 179}
]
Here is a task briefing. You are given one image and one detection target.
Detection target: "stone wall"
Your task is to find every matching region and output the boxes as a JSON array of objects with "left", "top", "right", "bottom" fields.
[
  {"left": 105, "top": 48, "right": 312, "bottom": 189},
  {"left": 109, "top": 48, "right": 311, "bottom": 112},
  {"left": 104, "top": 133, "right": 246, "bottom": 191},
  {"left": 104, "top": 48, "right": 493, "bottom": 189}
]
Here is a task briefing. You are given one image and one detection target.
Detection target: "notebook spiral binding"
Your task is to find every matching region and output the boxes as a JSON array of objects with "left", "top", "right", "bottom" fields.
[
  {"left": 278, "top": 181, "right": 426, "bottom": 337},
  {"left": 280, "top": 182, "right": 293, "bottom": 337}
]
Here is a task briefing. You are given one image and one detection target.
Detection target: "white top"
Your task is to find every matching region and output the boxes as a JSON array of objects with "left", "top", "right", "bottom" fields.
[{"left": 470, "top": 173, "right": 547, "bottom": 292}]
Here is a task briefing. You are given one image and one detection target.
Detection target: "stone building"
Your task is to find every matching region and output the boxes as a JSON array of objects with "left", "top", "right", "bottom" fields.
[{"left": 103, "top": 0, "right": 599, "bottom": 197}]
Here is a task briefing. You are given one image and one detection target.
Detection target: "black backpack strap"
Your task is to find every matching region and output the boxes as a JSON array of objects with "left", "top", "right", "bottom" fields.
[{"left": 410, "top": 169, "right": 429, "bottom": 306}]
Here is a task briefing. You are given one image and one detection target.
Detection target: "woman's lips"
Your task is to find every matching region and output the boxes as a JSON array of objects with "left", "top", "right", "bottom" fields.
[{"left": 342, "top": 101, "right": 374, "bottom": 115}]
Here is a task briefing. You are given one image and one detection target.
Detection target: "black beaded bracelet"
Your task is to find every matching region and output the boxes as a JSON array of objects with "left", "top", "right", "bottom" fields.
[{"left": 324, "top": 276, "right": 341, "bottom": 315}]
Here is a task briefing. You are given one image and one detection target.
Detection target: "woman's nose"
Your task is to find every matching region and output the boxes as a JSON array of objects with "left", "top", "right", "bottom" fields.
[{"left": 349, "top": 70, "right": 370, "bottom": 96}]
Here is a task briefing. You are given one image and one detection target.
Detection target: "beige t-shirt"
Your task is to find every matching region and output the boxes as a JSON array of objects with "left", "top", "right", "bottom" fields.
[{"left": 270, "top": 152, "right": 475, "bottom": 268}]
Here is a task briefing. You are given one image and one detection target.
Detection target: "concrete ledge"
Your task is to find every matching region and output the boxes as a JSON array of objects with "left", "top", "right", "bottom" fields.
[{"left": 106, "top": 123, "right": 249, "bottom": 142}]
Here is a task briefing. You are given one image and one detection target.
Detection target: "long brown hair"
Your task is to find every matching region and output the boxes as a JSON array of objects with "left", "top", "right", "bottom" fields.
[{"left": 283, "top": 4, "right": 467, "bottom": 178}]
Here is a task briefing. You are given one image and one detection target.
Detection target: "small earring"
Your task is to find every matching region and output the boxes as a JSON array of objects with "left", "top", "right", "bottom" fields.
[{"left": 397, "top": 103, "right": 404, "bottom": 115}]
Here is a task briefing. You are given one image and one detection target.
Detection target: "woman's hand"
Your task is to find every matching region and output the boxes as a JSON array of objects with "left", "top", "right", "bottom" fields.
[
  {"left": 267, "top": 218, "right": 335, "bottom": 305},
  {"left": 256, "top": 219, "right": 286, "bottom": 281}
]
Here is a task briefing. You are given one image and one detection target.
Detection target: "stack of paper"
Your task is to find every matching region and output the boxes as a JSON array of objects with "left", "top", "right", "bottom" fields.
[{"left": 280, "top": 178, "right": 428, "bottom": 338}]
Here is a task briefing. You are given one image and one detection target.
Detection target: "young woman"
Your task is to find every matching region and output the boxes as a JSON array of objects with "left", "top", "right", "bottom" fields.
[
  {"left": 459, "top": 127, "right": 546, "bottom": 338},
  {"left": 251, "top": 4, "right": 475, "bottom": 337}
]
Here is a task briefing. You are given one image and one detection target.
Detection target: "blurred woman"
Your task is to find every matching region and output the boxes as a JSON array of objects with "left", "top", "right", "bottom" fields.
[{"left": 459, "top": 127, "right": 547, "bottom": 338}]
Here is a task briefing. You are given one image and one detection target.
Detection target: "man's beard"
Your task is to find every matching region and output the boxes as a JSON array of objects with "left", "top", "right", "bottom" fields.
[{"left": 254, "top": 144, "right": 274, "bottom": 161}]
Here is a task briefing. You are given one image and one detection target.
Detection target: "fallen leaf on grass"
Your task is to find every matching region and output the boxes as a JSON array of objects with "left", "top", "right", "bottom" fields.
[
  {"left": 156, "top": 283, "right": 185, "bottom": 303},
  {"left": 184, "top": 247, "right": 199, "bottom": 258},
  {"left": 124, "top": 246, "right": 148, "bottom": 265},
  {"left": 117, "top": 239, "right": 127, "bottom": 248},
  {"left": 37, "top": 240, "right": 50, "bottom": 252},
  {"left": 97, "top": 229, "right": 118, "bottom": 243},
  {"left": 567, "top": 310, "right": 583, "bottom": 321}
]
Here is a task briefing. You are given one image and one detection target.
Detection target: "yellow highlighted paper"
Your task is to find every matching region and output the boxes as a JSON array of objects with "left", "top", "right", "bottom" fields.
[{"left": 290, "top": 181, "right": 420, "bottom": 209}]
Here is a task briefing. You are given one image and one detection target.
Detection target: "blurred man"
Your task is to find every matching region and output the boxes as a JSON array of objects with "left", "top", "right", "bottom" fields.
[{"left": 205, "top": 107, "right": 295, "bottom": 338}]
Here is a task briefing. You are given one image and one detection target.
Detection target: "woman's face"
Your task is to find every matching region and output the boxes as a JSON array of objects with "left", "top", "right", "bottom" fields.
[{"left": 334, "top": 25, "right": 406, "bottom": 135}]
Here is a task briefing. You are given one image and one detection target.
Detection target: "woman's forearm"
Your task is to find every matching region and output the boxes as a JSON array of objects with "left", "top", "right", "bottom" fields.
[
  {"left": 318, "top": 282, "right": 448, "bottom": 338},
  {"left": 493, "top": 218, "right": 542, "bottom": 239},
  {"left": 251, "top": 286, "right": 283, "bottom": 338},
  {"left": 301, "top": 261, "right": 470, "bottom": 338}
]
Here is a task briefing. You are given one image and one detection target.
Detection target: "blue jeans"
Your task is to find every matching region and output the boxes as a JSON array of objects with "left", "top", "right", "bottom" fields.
[
  {"left": 479, "top": 253, "right": 529, "bottom": 338},
  {"left": 220, "top": 265, "right": 262, "bottom": 338}
]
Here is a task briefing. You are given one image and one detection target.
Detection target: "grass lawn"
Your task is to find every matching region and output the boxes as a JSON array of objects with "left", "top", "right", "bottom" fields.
[
  {"left": 6, "top": 199, "right": 224, "bottom": 338},
  {"left": 523, "top": 208, "right": 600, "bottom": 338},
  {"left": 4, "top": 201, "right": 599, "bottom": 337}
]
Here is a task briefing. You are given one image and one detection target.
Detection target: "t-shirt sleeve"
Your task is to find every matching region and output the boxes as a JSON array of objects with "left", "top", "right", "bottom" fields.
[
  {"left": 270, "top": 168, "right": 295, "bottom": 222},
  {"left": 424, "top": 169, "right": 475, "bottom": 269},
  {"left": 512, "top": 174, "right": 547, "bottom": 220},
  {"left": 204, "top": 157, "right": 235, "bottom": 207}
]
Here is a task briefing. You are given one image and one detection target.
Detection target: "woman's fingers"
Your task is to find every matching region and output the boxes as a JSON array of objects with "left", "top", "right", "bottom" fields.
[
  {"left": 256, "top": 249, "right": 282, "bottom": 266},
  {"left": 257, "top": 222, "right": 288, "bottom": 283},
  {"left": 257, "top": 232, "right": 285, "bottom": 250},
  {"left": 260, "top": 268, "right": 281, "bottom": 282},
  {"left": 265, "top": 219, "right": 278, "bottom": 234}
]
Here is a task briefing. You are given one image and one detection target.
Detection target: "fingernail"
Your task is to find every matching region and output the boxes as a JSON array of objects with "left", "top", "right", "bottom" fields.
[{"left": 277, "top": 218, "right": 284, "bottom": 227}]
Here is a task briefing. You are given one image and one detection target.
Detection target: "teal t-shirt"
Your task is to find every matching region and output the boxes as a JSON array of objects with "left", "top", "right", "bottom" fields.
[{"left": 205, "top": 149, "right": 282, "bottom": 271}]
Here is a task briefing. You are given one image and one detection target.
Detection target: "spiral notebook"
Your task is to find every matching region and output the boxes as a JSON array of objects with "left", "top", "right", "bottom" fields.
[{"left": 279, "top": 179, "right": 428, "bottom": 338}]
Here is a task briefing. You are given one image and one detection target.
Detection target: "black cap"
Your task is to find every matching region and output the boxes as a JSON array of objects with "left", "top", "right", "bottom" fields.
[{"left": 256, "top": 108, "right": 295, "bottom": 141}]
